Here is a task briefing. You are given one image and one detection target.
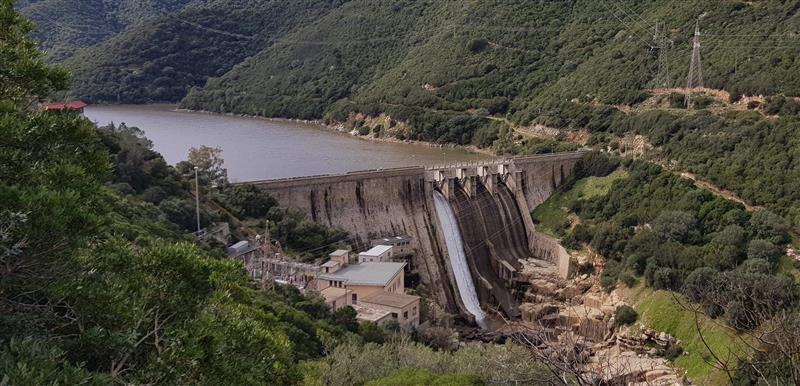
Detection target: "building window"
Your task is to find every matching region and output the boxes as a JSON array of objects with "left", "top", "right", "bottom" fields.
[
  {"left": 352, "top": 293, "right": 357, "bottom": 304},
  {"left": 403, "top": 311, "right": 408, "bottom": 320},
  {"left": 412, "top": 307, "right": 417, "bottom": 315},
  {"left": 332, "top": 300, "right": 336, "bottom": 308},
  {"left": 391, "top": 312, "right": 398, "bottom": 319}
]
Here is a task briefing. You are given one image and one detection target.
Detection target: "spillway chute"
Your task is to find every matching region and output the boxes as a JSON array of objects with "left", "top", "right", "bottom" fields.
[{"left": 433, "top": 190, "right": 487, "bottom": 328}]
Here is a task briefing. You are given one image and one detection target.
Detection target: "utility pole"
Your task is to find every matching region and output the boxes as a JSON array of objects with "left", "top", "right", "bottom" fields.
[
  {"left": 685, "top": 19, "right": 704, "bottom": 107},
  {"left": 652, "top": 21, "right": 671, "bottom": 89},
  {"left": 194, "top": 166, "right": 201, "bottom": 234},
  {"left": 261, "top": 220, "right": 271, "bottom": 290}
]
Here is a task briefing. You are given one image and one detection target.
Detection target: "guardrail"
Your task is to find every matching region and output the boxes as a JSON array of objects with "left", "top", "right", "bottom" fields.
[{"left": 241, "top": 151, "right": 588, "bottom": 186}]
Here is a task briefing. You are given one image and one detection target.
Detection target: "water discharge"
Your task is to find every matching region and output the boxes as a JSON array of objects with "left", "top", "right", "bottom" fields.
[{"left": 432, "top": 190, "right": 487, "bottom": 328}]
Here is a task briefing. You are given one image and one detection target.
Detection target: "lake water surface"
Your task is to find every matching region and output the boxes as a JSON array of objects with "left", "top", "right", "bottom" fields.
[{"left": 84, "top": 105, "right": 491, "bottom": 182}]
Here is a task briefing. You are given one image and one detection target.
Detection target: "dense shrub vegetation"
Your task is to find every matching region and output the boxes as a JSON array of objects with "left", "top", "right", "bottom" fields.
[
  {"left": 63, "top": 0, "right": 343, "bottom": 103},
  {"left": 17, "top": 0, "right": 194, "bottom": 61},
  {"left": 557, "top": 158, "right": 797, "bottom": 332}
]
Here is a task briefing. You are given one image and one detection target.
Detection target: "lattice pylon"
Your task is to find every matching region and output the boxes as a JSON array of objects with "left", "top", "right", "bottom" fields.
[
  {"left": 685, "top": 19, "right": 704, "bottom": 106},
  {"left": 653, "top": 22, "right": 672, "bottom": 89}
]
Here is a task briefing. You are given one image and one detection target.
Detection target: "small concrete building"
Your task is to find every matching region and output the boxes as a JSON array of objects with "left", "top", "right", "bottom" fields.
[
  {"left": 358, "top": 245, "right": 393, "bottom": 263},
  {"left": 329, "top": 249, "right": 350, "bottom": 265},
  {"left": 352, "top": 304, "right": 392, "bottom": 325},
  {"left": 227, "top": 240, "right": 259, "bottom": 278},
  {"left": 370, "top": 235, "right": 413, "bottom": 256},
  {"left": 320, "top": 260, "right": 341, "bottom": 274},
  {"left": 318, "top": 262, "right": 405, "bottom": 304},
  {"left": 319, "top": 287, "right": 351, "bottom": 311},
  {"left": 361, "top": 291, "right": 421, "bottom": 329}
]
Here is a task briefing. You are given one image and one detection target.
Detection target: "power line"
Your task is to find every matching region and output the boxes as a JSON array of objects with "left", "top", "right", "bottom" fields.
[
  {"left": 609, "top": 0, "right": 656, "bottom": 32},
  {"left": 596, "top": 0, "right": 655, "bottom": 48}
]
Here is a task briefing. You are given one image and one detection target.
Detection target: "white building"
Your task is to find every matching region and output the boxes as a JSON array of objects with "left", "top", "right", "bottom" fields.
[
  {"left": 358, "top": 245, "right": 393, "bottom": 263},
  {"left": 370, "top": 235, "right": 412, "bottom": 256}
]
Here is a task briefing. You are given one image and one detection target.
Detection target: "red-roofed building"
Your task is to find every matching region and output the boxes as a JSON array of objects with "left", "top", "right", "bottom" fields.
[{"left": 43, "top": 100, "right": 87, "bottom": 113}]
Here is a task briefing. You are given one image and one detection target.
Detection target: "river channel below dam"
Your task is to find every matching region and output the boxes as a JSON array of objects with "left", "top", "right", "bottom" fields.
[{"left": 84, "top": 104, "right": 491, "bottom": 181}]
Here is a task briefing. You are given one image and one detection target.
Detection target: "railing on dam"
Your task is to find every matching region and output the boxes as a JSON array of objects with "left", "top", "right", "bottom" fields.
[
  {"left": 242, "top": 150, "right": 588, "bottom": 187},
  {"left": 425, "top": 150, "right": 587, "bottom": 171},
  {"left": 425, "top": 157, "right": 511, "bottom": 171}
]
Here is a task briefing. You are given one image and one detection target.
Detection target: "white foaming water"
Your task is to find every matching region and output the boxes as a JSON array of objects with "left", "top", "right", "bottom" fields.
[{"left": 432, "top": 190, "right": 487, "bottom": 328}]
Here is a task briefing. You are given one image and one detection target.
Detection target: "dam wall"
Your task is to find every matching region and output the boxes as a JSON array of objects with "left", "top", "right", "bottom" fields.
[
  {"left": 250, "top": 166, "right": 464, "bottom": 313},
  {"left": 512, "top": 152, "right": 584, "bottom": 210},
  {"left": 249, "top": 151, "right": 587, "bottom": 314}
]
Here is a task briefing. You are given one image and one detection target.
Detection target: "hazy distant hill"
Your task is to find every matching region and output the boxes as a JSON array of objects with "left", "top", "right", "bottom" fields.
[
  {"left": 60, "top": 0, "right": 347, "bottom": 103},
  {"left": 17, "top": 0, "right": 195, "bottom": 61}
]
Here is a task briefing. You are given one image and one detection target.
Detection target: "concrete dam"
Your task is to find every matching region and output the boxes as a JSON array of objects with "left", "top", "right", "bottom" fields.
[{"left": 249, "top": 151, "right": 586, "bottom": 321}]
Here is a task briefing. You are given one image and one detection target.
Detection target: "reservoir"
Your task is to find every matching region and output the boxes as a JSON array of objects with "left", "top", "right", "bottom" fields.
[{"left": 84, "top": 105, "right": 491, "bottom": 182}]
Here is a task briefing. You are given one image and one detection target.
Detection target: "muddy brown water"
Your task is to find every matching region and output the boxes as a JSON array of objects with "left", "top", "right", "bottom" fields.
[{"left": 85, "top": 104, "right": 491, "bottom": 182}]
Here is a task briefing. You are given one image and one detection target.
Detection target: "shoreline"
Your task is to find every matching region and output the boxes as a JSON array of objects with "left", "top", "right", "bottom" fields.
[{"left": 171, "top": 106, "right": 497, "bottom": 157}]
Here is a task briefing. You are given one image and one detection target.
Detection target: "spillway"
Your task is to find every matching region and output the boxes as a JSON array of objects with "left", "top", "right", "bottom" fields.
[{"left": 433, "top": 190, "right": 487, "bottom": 328}]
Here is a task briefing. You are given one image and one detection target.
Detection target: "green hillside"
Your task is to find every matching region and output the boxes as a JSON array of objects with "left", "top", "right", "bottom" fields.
[
  {"left": 28, "top": 1, "right": 795, "bottom": 117},
  {"left": 182, "top": 0, "right": 800, "bottom": 121},
  {"left": 17, "top": 0, "right": 194, "bottom": 61},
  {"left": 62, "top": 0, "right": 346, "bottom": 103}
]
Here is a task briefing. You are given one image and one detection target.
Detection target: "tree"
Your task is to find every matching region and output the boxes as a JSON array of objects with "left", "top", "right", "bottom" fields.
[
  {"left": 746, "top": 239, "right": 782, "bottom": 266},
  {"left": 332, "top": 306, "right": 358, "bottom": 332},
  {"left": 0, "top": 0, "right": 68, "bottom": 112},
  {"left": 650, "top": 267, "right": 680, "bottom": 290},
  {"left": 1, "top": 4, "right": 352, "bottom": 385},
  {"left": 188, "top": 145, "right": 228, "bottom": 188},
  {"left": 0, "top": 338, "right": 108, "bottom": 386},
  {"left": 683, "top": 267, "right": 719, "bottom": 306},
  {"left": 706, "top": 225, "right": 747, "bottom": 269},
  {"left": 358, "top": 322, "right": 386, "bottom": 344},
  {"left": 623, "top": 230, "right": 660, "bottom": 274},
  {"left": 158, "top": 197, "right": 211, "bottom": 231},
  {"left": 738, "top": 258, "right": 771, "bottom": 275},
  {"left": 221, "top": 184, "right": 277, "bottom": 218},
  {"left": 749, "top": 210, "right": 789, "bottom": 245},
  {"left": 614, "top": 305, "right": 638, "bottom": 326},
  {"left": 652, "top": 211, "right": 697, "bottom": 243}
]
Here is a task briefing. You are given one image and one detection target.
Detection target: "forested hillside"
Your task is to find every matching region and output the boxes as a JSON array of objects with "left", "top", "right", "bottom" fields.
[
  {"left": 62, "top": 0, "right": 347, "bottom": 103},
  {"left": 535, "top": 153, "right": 800, "bottom": 384},
  {"left": 33, "top": 1, "right": 798, "bottom": 116},
  {"left": 17, "top": 0, "right": 194, "bottom": 61},
  {"left": 182, "top": 0, "right": 800, "bottom": 124}
]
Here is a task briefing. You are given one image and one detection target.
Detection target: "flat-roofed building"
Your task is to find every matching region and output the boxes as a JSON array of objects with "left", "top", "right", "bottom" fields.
[
  {"left": 361, "top": 291, "right": 421, "bottom": 329},
  {"left": 318, "top": 262, "right": 405, "bottom": 304},
  {"left": 226, "top": 240, "right": 259, "bottom": 278},
  {"left": 352, "top": 304, "right": 392, "bottom": 325},
  {"left": 358, "top": 245, "right": 393, "bottom": 263},
  {"left": 321, "top": 260, "right": 341, "bottom": 274},
  {"left": 369, "top": 235, "right": 413, "bottom": 257},
  {"left": 319, "top": 287, "right": 351, "bottom": 311},
  {"left": 329, "top": 249, "right": 350, "bottom": 265}
]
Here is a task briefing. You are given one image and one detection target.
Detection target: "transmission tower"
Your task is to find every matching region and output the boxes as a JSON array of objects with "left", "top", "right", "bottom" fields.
[
  {"left": 652, "top": 21, "right": 672, "bottom": 88},
  {"left": 685, "top": 19, "right": 704, "bottom": 106}
]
